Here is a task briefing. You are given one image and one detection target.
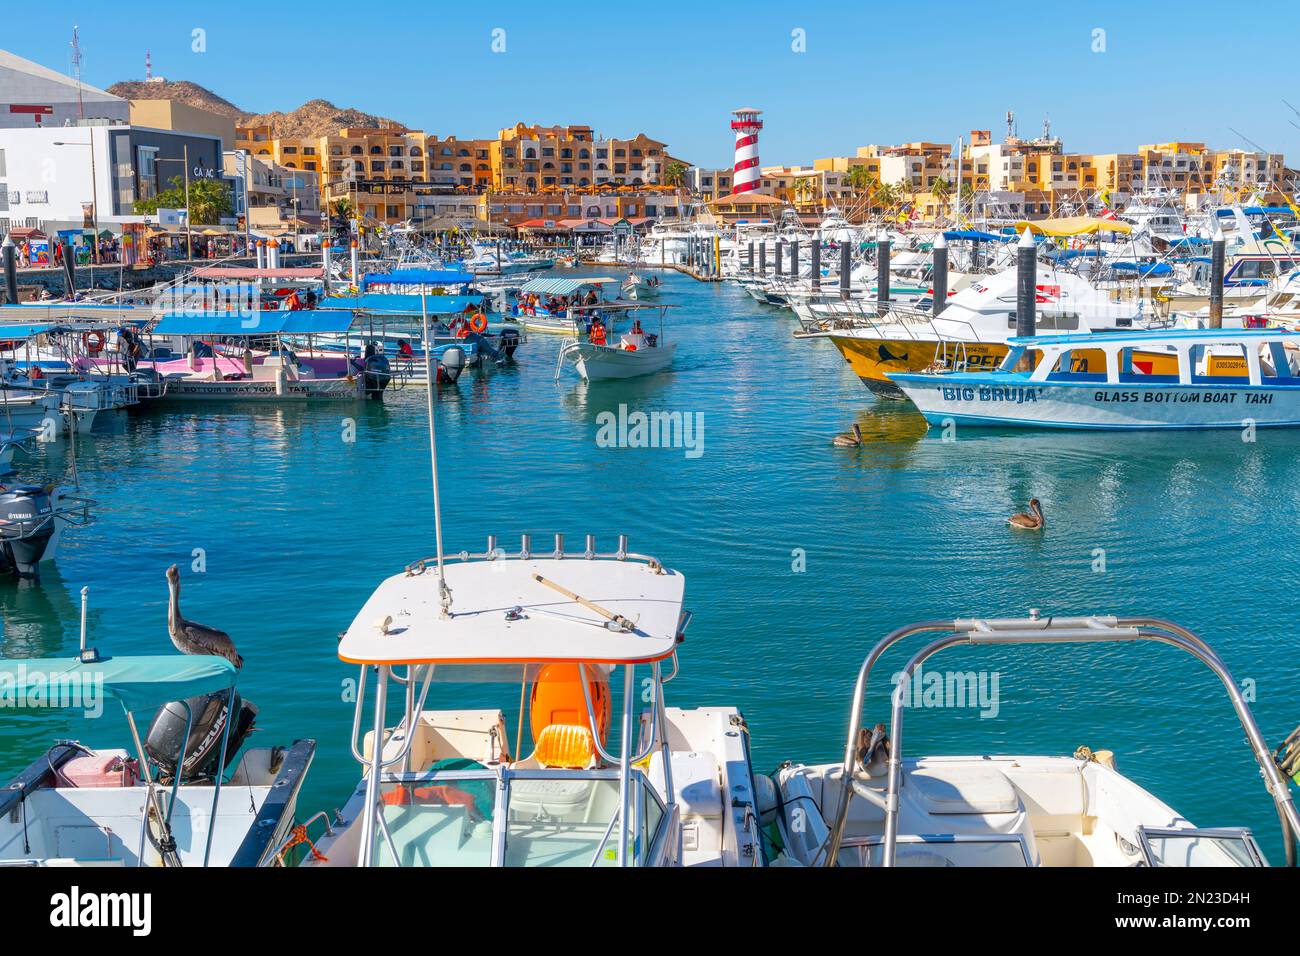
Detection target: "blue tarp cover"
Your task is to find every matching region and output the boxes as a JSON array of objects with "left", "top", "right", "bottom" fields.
[
  {"left": 1110, "top": 261, "right": 1173, "bottom": 276},
  {"left": 942, "top": 230, "right": 1007, "bottom": 242},
  {"left": 152, "top": 311, "right": 355, "bottom": 336},
  {"left": 319, "top": 294, "right": 488, "bottom": 315},
  {"left": 0, "top": 654, "right": 236, "bottom": 713},
  {"left": 362, "top": 270, "right": 475, "bottom": 288}
]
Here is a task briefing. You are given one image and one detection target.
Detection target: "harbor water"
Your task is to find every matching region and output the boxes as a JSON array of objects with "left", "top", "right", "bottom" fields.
[{"left": 3, "top": 269, "right": 1298, "bottom": 859}]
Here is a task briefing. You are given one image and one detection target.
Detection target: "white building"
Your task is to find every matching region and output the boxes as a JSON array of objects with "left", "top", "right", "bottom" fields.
[
  {"left": 0, "top": 48, "right": 129, "bottom": 129},
  {"left": 0, "top": 124, "right": 228, "bottom": 235}
]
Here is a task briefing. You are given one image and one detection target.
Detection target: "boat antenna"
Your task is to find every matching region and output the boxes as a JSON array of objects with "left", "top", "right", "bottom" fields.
[{"left": 419, "top": 292, "right": 452, "bottom": 616}]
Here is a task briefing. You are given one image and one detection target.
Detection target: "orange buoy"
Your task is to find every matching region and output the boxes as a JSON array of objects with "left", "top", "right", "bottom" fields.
[
  {"left": 470, "top": 312, "right": 488, "bottom": 333},
  {"left": 529, "top": 663, "right": 610, "bottom": 746}
]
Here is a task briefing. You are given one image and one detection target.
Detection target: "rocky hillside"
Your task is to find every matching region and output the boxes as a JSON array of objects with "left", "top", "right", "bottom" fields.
[
  {"left": 107, "top": 81, "right": 407, "bottom": 137},
  {"left": 107, "top": 79, "right": 244, "bottom": 119}
]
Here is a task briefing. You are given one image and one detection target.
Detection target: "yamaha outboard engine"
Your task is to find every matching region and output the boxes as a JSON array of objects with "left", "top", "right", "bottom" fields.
[
  {"left": 439, "top": 345, "right": 466, "bottom": 384},
  {"left": 144, "top": 691, "right": 258, "bottom": 783},
  {"left": 0, "top": 485, "right": 55, "bottom": 578},
  {"left": 362, "top": 343, "right": 391, "bottom": 399}
]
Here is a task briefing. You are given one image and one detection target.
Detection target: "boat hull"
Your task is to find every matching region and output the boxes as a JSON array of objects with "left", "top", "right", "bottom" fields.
[
  {"left": 156, "top": 377, "right": 368, "bottom": 402},
  {"left": 892, "top": 374, "right": 1300, "bottom": 430},
  {"left": 574, "top": 342, "right": 677, "bottom": 381}
]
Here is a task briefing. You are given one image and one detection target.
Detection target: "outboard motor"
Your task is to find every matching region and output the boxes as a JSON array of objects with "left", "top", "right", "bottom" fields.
[
  {"left": 497, "top": 326, "right": 521, "bottom": 360},
  {"left": 362, "top": 342, "right": 391, "bottom": 399},
  {"left": 0, "top": 485, "right": 56, "bottom": 578},
  {"left": 144, "top": 691, "right": 258, "bottom": 783},
  {"left": 438, "top": 345, "right": 466, "bottom": 384}
]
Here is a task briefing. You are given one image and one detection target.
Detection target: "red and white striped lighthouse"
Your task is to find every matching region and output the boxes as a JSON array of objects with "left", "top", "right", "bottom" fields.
[{"left": 730, "top": 107, "right": 763, "bottom": 194}]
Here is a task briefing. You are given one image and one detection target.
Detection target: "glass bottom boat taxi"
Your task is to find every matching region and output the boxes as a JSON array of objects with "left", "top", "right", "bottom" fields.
[
  {"left": 301, "top": 534, "right": 763, "bottom": 868},
  {"left": 888, "top": 328, "right": 1300, "bottom": 429}
]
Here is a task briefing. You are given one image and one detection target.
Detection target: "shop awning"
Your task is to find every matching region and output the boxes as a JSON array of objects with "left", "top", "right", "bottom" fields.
[{"left": 153, "top": 311, "right": 356, "bottom": 336}]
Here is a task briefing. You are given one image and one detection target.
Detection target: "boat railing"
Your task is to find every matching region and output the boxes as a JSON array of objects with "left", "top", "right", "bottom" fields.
[
  {"left": 0, "top": 492, "right": 96, "bottom": 542},
  {"left": 405, "top": 533, "right": 663, "bottom": 573},
  {"left": 819, "top": 613, "right": 1300, "bottom": 868}
]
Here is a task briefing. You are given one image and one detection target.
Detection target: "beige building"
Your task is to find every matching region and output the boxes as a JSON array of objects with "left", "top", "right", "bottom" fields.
[{"left": 128, "top": 99, "right": 237, "bottom": 151}]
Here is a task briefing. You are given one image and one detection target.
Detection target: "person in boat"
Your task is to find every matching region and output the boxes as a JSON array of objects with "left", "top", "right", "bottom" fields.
[
  {"left": 398, "top": 339, "right": 414, "bottom": 360},
  {"left": 584, "top": 288, "right": 599, "bottom": 307},
  {"left": 305, "top": 290, "right": 318, "bottom": 310},
  {"left": 589, "top": 318, "right": 608, "bottom": 345}
]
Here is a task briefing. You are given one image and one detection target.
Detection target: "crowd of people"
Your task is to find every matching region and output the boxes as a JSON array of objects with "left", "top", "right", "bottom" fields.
[{"left": 514, "top": 287, "right": 600, "bottom": 316}]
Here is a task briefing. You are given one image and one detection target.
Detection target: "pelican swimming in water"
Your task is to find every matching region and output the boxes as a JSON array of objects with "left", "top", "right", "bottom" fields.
[
  {"left": 1008, "top": 498, "right": 1045, "bottom": 530},
  {"left": 832, "top": 423, "right": 864, "bottom": 447},
  {"left": 166, "top": 564, "right": 242, "bottom": 668}
]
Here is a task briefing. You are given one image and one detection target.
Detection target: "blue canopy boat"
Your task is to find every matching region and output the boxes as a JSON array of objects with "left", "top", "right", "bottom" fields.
[{"left": 0, "top": 651, "right": 315, "bottom": 866}]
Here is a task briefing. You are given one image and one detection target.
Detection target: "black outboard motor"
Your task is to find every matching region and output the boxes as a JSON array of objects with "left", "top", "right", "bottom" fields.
[
  {"left": 144, "top": 691, "right": 258, "bottom": 783},
  {"left": 362, "top": 342, "right": 392, "bottom": 399},
  {"left": 0, "top": 485, "right": 56, "bottom": 578},
  {"left": 497, "top": 326, "right": 521, "bottom": 360}
]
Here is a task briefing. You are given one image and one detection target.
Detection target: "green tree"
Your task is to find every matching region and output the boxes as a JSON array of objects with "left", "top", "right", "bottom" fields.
[
  {"left": 845, "top": 165, "right": 874, "bottom": 194},
  {"left": 134, "top": 176, "right": 233, "bottom": 225},
  {"left": 332, "top": 197, "right": 355, "bottom": 220},
  {"left": 662, "top": 161, "right": 687, "bottom": 188}
]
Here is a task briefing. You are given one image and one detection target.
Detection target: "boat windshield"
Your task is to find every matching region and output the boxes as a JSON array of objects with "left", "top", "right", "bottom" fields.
[
  {"left": 843, "top": 833, "right": 1032, "bottom": 867},
  {"left": 373, "top": 768, "right": 666, "bottom": 867},
  {"left": 1137, "top": 827, "right": 1265, "bottom": 867}
]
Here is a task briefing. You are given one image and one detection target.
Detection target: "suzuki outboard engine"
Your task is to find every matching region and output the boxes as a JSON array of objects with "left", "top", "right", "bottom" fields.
[
  {"left": 0, "top": 485, "right": 56, "bottom": 578},
  {"left": 439, "top": 345, "right": 466, "bottom": 384},
  {"left": 144, "top": 691, "right": 258, "bottom": 783},
  {"left": 362, "top": 343, "right": 392, "bottom": 399}
]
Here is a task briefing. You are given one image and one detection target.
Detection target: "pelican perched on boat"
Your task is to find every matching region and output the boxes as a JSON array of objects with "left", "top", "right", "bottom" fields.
[
  {"left": 166, "top": 564, "right": 243, "bottom": 668},
  {"left": 1009, "top": 498, "right": 1045, "bottom": 530}
]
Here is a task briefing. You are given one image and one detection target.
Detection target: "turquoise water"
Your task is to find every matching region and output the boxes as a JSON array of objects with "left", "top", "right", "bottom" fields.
[{"left": 3, "top": 269, "right": 1299, "bottom": 860}]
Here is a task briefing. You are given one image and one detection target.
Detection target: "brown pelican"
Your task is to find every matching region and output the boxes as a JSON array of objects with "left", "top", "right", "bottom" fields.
[
  {"left": 1008, "top": 498, "right": 1045, "bottom": 530},
  {"left": 832, "top": 423, "right": 864, "bottom": 447},
  {"left": 166, "top": 564, "right": 242, "bottom": 668}
]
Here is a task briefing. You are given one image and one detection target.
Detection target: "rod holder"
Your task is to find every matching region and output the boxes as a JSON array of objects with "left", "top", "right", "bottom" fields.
[
  {"left": 554, "top": 533, "right": 564, "bottom": 558},
  {"left": 486, "top": 534, "right": 497, "bottom": 557},
  {"left": 585, "top": 534, "right": 596, "bottom": 559},
  {"left": 617, "top": 534, "right": 628, "bottom": 560},
  {"left": 520, "top": 534, "right": 531, "bottom": 561}
]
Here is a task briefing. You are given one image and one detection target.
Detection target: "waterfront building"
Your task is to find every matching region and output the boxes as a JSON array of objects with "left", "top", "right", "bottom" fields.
[{"left": 0, "top": 123, "right": 228, "bottom": 235}]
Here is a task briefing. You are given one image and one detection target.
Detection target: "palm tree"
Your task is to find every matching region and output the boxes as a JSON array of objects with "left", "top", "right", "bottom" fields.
[
  {"left": 845, "top": 165, "right": 874, "bottom": 194},
  {"left": 663, "top": 161, "right": 687, "bottom": 188},
  {"left": 332, "top": 197, "right": 355, "bottom": 220}
]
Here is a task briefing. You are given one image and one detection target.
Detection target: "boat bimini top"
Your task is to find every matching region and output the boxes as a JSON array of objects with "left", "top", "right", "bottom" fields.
[{"left": 334, "top": 534, "right": 692, "bottom": 867}]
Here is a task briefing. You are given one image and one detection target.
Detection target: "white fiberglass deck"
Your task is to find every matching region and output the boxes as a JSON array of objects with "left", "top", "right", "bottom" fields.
[{"left": 339, "top": 557, "right": 685, "bottom": 665}]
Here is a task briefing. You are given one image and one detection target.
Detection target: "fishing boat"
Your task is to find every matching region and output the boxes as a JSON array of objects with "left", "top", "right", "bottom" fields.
[
  {"left": 888, "top": 328, "right": 1300, "bottom": 430},
  {"left": 555, "top": 304, "right": 676, "bottom": 382},
  {"left": 0, "top": 647, "right": 314, "bottom": 867},
  {"left": 770, "top": 613, "right": 1299, "bottom": 867},
  {"left": 299, "top": 534, "right": 764, "bottom": 868},
  {"left": 622, "top": 271, "right": 662, "bottom": 300}
]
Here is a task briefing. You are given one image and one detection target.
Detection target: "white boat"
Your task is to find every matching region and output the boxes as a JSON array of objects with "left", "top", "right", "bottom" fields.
[
  {"left": 0, "top": 650, "right": 314, "bottom": 867},
  {"left": 622, "top": 272, "right": 662, "bottom": 300},
  {"left": 0, "top": 388, "right": 62, "bottom": 434},
  {"left": 771, "top": 613, "right": 1299, "bottom": 867},
  {"left": 889, "top": 328, "right": 1300, "bottom": 430},
  {"left": 556, "top": 304, "right": 676, "bottom": 382},
  {"left": 302, "top": 534, "right": 763, "bottom": 868}
]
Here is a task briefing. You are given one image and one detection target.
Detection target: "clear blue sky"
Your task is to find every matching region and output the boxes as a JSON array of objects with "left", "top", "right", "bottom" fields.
[{"left": 9, "top": 0, "right": 1300, "bottom": 168}]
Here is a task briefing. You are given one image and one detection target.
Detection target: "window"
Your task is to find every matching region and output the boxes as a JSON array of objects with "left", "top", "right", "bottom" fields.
[{"left": 136, "top": 146, "right": 159, "bottom": 202}]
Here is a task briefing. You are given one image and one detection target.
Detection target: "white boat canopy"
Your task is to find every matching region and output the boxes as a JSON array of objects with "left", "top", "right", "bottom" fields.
[{"left": 338, "top": 557, "right": 684, "bottom": 666}]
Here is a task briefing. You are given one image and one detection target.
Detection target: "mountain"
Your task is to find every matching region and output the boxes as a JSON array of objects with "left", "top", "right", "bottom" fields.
[
  {"left": 106, "top": 79, "right": 244, "bottom": 119},
  {"left": 106, "top": 81, "right": 408, "bottom": 138}
]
